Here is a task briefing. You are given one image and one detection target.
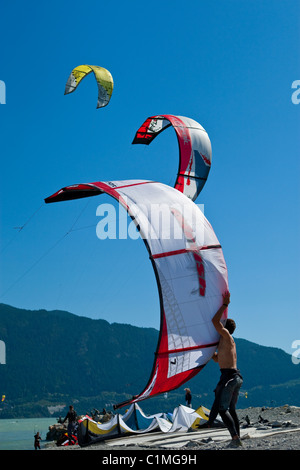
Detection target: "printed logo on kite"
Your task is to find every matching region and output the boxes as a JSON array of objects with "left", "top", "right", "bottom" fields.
[{"left": 171, "top": 206, "right": 206, "bottom": 296}]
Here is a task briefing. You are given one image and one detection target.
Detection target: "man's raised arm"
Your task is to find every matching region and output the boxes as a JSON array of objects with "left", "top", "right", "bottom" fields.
[{"left": 212, "top": 290, "right": 230, "bottom": 337}]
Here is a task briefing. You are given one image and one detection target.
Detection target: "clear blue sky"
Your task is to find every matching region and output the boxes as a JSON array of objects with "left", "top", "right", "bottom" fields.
[{"left": 0, "top": 0, "right": 299, "bottom": 354}]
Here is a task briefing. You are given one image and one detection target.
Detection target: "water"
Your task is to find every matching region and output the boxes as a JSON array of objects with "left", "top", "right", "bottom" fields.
[{"left": 0, "top": 417, "right": 56, "bottom": 450}]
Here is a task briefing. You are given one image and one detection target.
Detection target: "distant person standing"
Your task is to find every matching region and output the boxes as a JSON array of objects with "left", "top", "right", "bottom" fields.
[
  {"left": 184, "top": 388, "right": 192, "bottom": 408},
  {"left": 63, "top": 405, "right": 77, "bottom": 445},
  {"left": 34, "top": 431, "right": 41, "bottom": 450}
]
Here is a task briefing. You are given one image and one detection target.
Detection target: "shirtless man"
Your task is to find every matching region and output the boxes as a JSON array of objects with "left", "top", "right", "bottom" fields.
[{"left": 199, "top": 290, "right": 243, "bottom": 447}]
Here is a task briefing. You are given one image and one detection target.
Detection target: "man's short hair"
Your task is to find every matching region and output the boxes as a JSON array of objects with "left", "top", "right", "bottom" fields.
[{"left": 225, "top": 318, "right": 236, "bottom": 335}]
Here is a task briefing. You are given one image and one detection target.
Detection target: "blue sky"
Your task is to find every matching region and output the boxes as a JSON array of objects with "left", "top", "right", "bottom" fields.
[{"left": 0, "top": 0, "right": 299, "bottom": 354}]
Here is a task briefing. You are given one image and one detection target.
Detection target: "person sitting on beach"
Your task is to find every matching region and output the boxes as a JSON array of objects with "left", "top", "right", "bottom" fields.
[{"left": 198, "top": 291, "right": 243, "bottom": 447}]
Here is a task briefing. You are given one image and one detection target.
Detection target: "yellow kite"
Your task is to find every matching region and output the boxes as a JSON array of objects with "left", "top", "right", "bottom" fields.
[{"left": 65, "top": 65, "right": 114, "bottom": 108}]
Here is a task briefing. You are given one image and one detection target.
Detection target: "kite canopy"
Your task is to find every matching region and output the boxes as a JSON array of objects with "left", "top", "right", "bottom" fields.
[
  {"left": 64, "top": 64, "right": 114, "bottom": 108},
  {"left": 77, "top": 403, "right": 211, "bottom": 447},
  {"left": 45, "top": 180, "right": 228, "bottom": 409},
  {"left": 132, "top": 115, "right": 212, "bottom": 201}
]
